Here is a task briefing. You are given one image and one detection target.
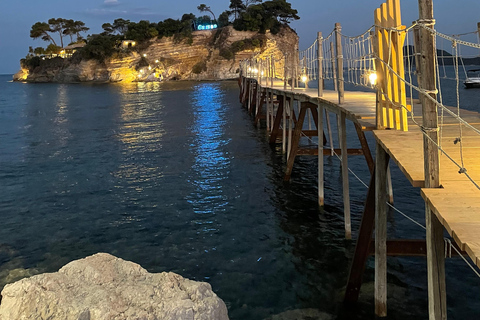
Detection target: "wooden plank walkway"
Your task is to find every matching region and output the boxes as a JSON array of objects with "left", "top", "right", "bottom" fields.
[
  {"left": 375, "top": 104, "right": 480, "bottom": 268},
  {"left": 255, "top": 77, "right": 480, "bottom": 269}
]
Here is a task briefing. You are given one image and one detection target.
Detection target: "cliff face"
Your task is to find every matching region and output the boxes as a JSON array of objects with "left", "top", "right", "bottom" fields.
[{"left": 14, "top": 26, "right": 298, "bottom": 83}]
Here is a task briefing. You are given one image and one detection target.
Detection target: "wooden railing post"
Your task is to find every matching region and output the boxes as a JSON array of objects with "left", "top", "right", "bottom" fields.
[
  {"left": 284, "top": 54, "right": 288, "bottom": 90},
  {"left": 330, "top": 42, "right": 338, "bottom": 92},
  {"left": 318, "top": 32, "right": 324, "bottom": 97},
  {"left": 417, "top": 1, "right": 447, "bottom": 319},
  {"left": 271, "top": 55, "right": 274, "bottom": 87},
  {"left": 335, "top": 23, "right": 344, "bottom": 104}
]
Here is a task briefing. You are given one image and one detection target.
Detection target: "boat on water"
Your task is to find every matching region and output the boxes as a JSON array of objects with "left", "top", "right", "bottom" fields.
[{"left": 464, "top": 69, "right": 480, "bottom": 88}]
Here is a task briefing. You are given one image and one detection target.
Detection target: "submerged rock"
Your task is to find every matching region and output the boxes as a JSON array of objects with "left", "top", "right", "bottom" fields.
[
  {"left": 0, "top": 252, "right": 229, "bottom": 320},
  {"left": 265, "top": 309, "right": 333, "bottom": 320}
]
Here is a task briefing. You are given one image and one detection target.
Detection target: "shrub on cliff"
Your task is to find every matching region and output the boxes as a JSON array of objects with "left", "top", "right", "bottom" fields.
[
  {"left": 192, "top": 61, "right": 207, "bottom": 74},
  {"left": 80, "top": 34, "right": 116, "bottom": 62}
]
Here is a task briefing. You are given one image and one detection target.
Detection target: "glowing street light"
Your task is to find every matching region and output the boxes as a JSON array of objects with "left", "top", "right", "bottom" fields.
[
  {"left": 143, "top": 54, "right": 147, "bottom": 57},
  {"left": 368, "top": 72, "right": 377, "bottom": 86},
  {"left": 301, "top": 74, "right": 308, "bottom": 83}
]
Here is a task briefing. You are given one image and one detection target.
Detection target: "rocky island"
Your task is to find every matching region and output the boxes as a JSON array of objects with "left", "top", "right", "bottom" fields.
[
  {"left": 14, "top": 26, "right": 298, "bottom": 83},
  {"left": 13, "top": 0, "right": 300, "bottom": 83}
]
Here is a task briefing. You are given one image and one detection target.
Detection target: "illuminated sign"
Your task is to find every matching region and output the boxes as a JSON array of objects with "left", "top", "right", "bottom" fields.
[{"left": 197, "top": 24, "right": 218, "bottom": 30}]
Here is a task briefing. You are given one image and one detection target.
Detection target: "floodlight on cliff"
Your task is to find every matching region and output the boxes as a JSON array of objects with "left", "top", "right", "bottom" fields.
[
  {"left": 143, "top": 54, "right": 147, "bottom": 58},
  {"left": 155, "top": 60, "right": 159, "bottom": 63}
]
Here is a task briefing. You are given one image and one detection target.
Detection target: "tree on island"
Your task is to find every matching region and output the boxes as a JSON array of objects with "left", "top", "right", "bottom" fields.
[
  {"left": 30, "top": 22, "right": 58, "bottom": 46},
  {"left": 30, "top": 18, "right": 89, "bottom": 48},
  {"left": 232, "top": 0, "right": 299, "bottom": 34},
  {"left": 197, "top": 4, "right": 217, "bottom": 22},
  {"left": 63, "top": 20, "right": 89, "bottom": 43},
  {"left": 102, "top": 18, "right": 131, "bottom": 36}
]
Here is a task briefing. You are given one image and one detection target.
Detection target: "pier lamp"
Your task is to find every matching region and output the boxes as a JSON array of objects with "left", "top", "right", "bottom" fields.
[
  {"left": 368, "top": 72, "right": 377, "bottom": 86},
  {"left": 301, "top": 74, "right": 308, "bottom": 83}
]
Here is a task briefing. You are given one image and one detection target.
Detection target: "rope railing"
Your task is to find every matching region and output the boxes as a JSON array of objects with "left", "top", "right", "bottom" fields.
[{"left": 239, "top": 19, "right": 480, "bottom": 192}]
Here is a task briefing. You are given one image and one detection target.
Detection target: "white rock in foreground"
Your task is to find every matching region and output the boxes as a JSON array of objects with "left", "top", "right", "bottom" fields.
[{"left": 0, "top": 253, "right": 229, "bottom": 320}]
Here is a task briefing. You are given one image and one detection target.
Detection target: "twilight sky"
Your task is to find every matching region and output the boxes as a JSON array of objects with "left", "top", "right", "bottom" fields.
[{"left": 1, "top": 0, "right": 479, "bottom": 74}]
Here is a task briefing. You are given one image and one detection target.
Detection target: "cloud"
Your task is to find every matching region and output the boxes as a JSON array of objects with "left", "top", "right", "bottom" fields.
[
  {"left": 85, "top": 8, "right": 128, "bottom": 16},
  {"left": 103, "top": 0, "right": 120, "bottom": 6}
]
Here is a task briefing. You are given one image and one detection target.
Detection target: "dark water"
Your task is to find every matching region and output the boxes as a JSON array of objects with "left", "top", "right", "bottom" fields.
[{"left": 0, "top": 73, "right": 479, "bottom": 319}]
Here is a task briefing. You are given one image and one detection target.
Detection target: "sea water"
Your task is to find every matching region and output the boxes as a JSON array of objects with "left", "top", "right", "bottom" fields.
[{"left": 0, "top": 70, "right": 479, "bottom": 319}]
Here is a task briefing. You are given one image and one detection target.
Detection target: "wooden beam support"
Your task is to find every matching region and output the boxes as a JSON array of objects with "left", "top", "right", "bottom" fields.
[
  {"left": 296, "top": 148, "right": 364, "bottom": 156},
  {"left": 318, "top": 102, "right": 324, "bottom": 206},
  {"left": 338, "top": 112, "right": 351, "bottom": 239},
  {"left": 367, "top": 239, "right": 466, "bottom": 257},
  {"left": 344, "top": 152, "right": 391, "bottom": 304},
  {"left": 354, "top": 123, "right": 374, "bottom": 175},
  {"left": 269, "top": 96, "right": 284, "bottom": 144},
  {"left": 375, "top": 143, "right": 389, "bottom": 317},
  {"left": 285, "top": 103, "right": 307, "bottom": 181}
]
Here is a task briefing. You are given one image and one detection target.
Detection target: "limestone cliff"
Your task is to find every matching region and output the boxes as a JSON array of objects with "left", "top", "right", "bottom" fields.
[{"left": 14, "top": 26, "right": 298, "bottom": 83}]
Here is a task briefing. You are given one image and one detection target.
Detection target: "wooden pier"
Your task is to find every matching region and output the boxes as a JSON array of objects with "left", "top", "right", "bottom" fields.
[{"left": 237, "top": 0, "right": 480, "bottom": 317}]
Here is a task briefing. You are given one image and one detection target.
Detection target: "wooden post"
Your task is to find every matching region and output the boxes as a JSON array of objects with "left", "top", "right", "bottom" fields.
[
  {"left": 291, "top": 54, "right": 295, "bottom": 91},
  {"left": 318, "top": 32, "right": 324, "bottom": 97},
  {"left": 318, "top": 103, "right": 325, "bottom": 206},
  {"left": 266, "top": 89, "right": 271, "bottom": 131},
  {"left": 287, "top": 98, "right": 294, "bottom": 160},
  {"left": 373, "top": 15, "right": 385, "bottom": 129},
  {"left": 478, "top": 23, "right": 480, "bottom": 57},
  {"left": 417, "top": 1, "right": 447, "bottom": 319},
  {"left": 325, "top": 110, "right": 334, "bottom": 155},
  {"left": 375, "top": 143, "right": 388, "bottom": 317},
  {"left": 330, "top": 42, "right": 338, "bottom": 92},
  {"left": 335, "top": 23, "right": 344, "bottom": 104},
  {"left": 303, "top": 56, "right": 309, "bottom": 89},
  {"left": 295, "top": 48, "right": 299, "bottom": 88},
  {"left": 271, "top": 55, "right": 274, "bottom": 87},
  {"left": 283, "top": 97, "right": 287, "bottom": 153},
  {"left": 338, "top": 112, "right": 351, "bottom": 239},
  {"left": 284, "top": 54, "right": 288, "bottom": 90}
]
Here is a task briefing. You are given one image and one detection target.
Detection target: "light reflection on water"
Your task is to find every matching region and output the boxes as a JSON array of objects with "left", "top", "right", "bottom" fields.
[
  {"left": 187, "top": 83, "right": 231, "bottom": 228},
  {"left": 1, "top": 77, "right": 480, "bottom": 320}
]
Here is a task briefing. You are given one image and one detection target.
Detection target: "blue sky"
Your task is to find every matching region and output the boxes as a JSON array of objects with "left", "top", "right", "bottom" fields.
[{"left": 1, "top": 0, "right": 479, "bottom": 74}]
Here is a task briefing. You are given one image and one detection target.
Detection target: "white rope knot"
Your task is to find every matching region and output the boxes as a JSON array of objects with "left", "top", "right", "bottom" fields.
[
  {"left": 459, "top": 168, "right": 467, "bottom": 174},
  {"left": 421, "top": 89, "right": 438, "bottom": 95},
  {"left": 420, "top": 126, "right": 439, "bottom": 133},
  {"left": 417, "top": 18, "right": 436, "bottom": 26}
]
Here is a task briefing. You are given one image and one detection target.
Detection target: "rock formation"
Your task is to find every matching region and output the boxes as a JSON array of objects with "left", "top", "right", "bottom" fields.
[
  {"left": 0, "top": 253, "right": 229, "bottom": 320},
  {"left": 14, "top": 26, "right": 298, "bottom": 83}
]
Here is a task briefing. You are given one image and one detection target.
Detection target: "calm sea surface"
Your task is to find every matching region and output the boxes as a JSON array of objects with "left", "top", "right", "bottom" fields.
[{"left": 0, "top": 70, "right": 479, "bottom": 319}]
